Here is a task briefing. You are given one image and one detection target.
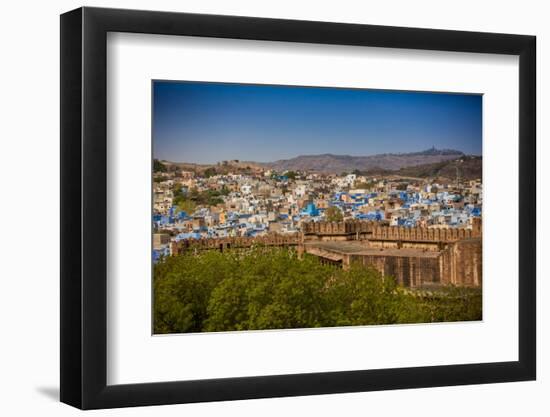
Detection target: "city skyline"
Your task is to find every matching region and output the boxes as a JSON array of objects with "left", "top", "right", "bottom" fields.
[{"left": 153, "top": 81, "right": 482, "bottom": 164}]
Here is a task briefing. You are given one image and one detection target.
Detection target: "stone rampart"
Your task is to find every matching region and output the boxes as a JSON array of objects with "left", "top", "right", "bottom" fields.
[
  {"left": 370, "top": 225, "right": 480, "bottom": 242},
  {"left": 171, "top": 234, "right": 300, "bottom": 255}
]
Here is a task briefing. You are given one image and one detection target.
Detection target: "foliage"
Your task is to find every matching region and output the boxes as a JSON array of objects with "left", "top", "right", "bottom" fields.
[
  {"left": 172, "top": 184, "right": 194, "bottom": 213},
  {"left": 173, "top": 186, "right": 226, "bottom": 213},
  {"left": 153, "top": 159, "right": 167, "bottom": 173},
  {"left": 153, "top": 247, "right": 482, "bottom": 334},
  {"left": 176, "top": 199, "right": 197, "bottom": 214},
  {"left": 220, "top": 185, "right": 230, "bottom": 196},
  {"left": 325, "top": 206, "right": 343, "bottom": 222},
  {"left": 284, "top": 170, "right": 298, "bottom": 180},
  {"left": 414, "top": 286, "right": 482, "bottom": 323},
  {"left": 203, "top": 167, "right": 217, "bottom": 178},
  {"left": 355, "top": 181, "right": 377, "bottom": 190}
]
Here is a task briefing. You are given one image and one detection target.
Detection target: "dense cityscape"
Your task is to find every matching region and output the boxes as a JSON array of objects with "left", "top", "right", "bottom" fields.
[{"left": 153, "top": 156, "right": 482, "bottom": 263}]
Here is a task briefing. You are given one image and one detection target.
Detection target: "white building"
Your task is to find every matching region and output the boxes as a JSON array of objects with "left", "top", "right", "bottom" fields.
[
  {"left": 345, "top": 174, "right": 357, "bottom": 186},
  {"left": 240, "top": 184, "right": 252, "bottom": 195}
]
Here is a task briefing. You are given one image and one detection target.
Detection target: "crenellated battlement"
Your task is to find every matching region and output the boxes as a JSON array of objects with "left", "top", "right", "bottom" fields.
[
  {"left": 370, "top": 225, "right": 480, "bottom": 242},
  {"left": 172, "top": 221, "right": 481, "bottom": 255},
  {"left": 171, "top": 234, "right": 301, "bottom": 255},
  {"left": 302, "top": 220, "right": 481, "bottom": 243},
  {"left": 302, "top": 220, "right": 378, "bottom": 236}
]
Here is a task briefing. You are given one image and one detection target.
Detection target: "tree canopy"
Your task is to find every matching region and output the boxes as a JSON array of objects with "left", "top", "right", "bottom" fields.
[
  {"left": 153, "top": 159, "right": 167, "bottom": 172},
  {"left": 173, "top": 186, "right": 225, "bottom": 214},
  {"left": 153, "top": 247, "right": 481, "bottom": 334},
  {"left": 284, "top": 170, "right": 298, "bottom": 180},
  {"left": 325, "top": 206, "right": 344, "bottom": 222}
]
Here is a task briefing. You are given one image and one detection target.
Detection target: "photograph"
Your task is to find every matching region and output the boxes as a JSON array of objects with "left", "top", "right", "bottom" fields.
[
  {"left": 152, "top": 81, "right": 483, "bottom": 334},
  {"left": 1, "top": 0, "right": 542, "bottom": 414}
]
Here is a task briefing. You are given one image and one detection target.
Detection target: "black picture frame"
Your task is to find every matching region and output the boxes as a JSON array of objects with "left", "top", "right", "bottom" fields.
[{"left": 60, "top": 6, "right": 536, "bottom": 410}]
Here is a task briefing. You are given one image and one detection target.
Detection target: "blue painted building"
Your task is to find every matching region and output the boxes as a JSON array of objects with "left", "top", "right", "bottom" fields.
[{"left": 301, "top": 202, "right": 320, "bottom": 217}]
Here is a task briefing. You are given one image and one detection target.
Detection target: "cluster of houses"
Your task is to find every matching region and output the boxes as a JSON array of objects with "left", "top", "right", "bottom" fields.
[{"left": 153, "top": 167, "right": 482, "bottom": 262}]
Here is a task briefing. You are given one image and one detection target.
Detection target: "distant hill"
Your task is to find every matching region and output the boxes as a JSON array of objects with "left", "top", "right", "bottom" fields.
[
  {"left": 400, "top": 155, "right": 482, "bottom": 180},
  {"left": 262, "top": 148, "right": 465, "bottom": 173},
  {"left": 158, "top": 148, "right": 481, "bottom": 179},
  {"left": 369, "top": 155, "right": 482, "bottom": 181},
  {"left": 158, "top": 159, "right": 265, "bottom": 175}
]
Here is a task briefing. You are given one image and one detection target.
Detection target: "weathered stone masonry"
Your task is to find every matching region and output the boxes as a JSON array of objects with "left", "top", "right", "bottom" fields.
[
  {"left": 301, "top": 220, "right": 482, "bottom": 288},
  {"left": 171, "top": 219, "right": 482, "bottom": 288}
]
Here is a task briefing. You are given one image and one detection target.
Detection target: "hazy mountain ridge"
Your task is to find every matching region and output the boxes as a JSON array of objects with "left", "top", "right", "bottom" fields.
[
  {"left": 262, "top": 148, "right": 465, "bottom": 173},
  {"left": 158, "top": 148, "right": 481, "bottom": 177},
  {"left": 397, "top": 155, "right": 482, "bottom": 180},
  {"left": 366, "top": 155, "right": 482, "bottom": 181}
]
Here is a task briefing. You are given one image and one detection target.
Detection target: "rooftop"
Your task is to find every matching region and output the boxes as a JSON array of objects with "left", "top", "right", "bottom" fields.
[{"left": 304, "top": 241, "right": 441, "bottom": 258}]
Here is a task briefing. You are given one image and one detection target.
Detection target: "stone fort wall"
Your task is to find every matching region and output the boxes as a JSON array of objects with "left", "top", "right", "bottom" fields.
[
  {"left": 171, "top": 234, "right": 300, "bottom": 255},
  {"left": 349, "top": 253, "right": 441, "bottom": 287},
  {"left": 170, "top": 220, "right": 482, "bottom": 288},
  {"left": 370, "top": 225, "right": 480, "bottom": 242},
  {"left": 302, "top": 220, "right": 377, "bottom": 236},
  {"left": 343, "top": 238, "right": 482, "bottom": 288},
  {"left": 440, "top": 239, "right": 482, "bottom": 287},
  {"left": 302, "top": 220, "right": 481, "bottom": 242}
]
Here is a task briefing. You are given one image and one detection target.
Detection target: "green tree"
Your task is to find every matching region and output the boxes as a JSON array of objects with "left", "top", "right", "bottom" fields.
[
  {"left": 325, "top": 206, "right": 343, "bottom": 222},
  {"left": 205, "top": 250, "right": 332, "bottom": 331},
  {"left": 153, "top": 159, "right": 167, "bottom": 172},
  {"left": 173, "top": 184, "right": 194, "bottom": 213},
  {"left": 324, "top": 263, "right": 427, "bottom": 326},
  {"left": 154, "top": 250, "right": 238, "bottom": 333},
  {"left": 153, "top": 247, "right": 482, "bottom": 334},
  {"left": 203, "top": 167, "right": 217, "bottom": 178},
  {"left": 177, "top": 199, "right": 196, "bottom": 214},
  {"left": 220, "top": 185, "right": 230, "bottom": 196},
  {"left": 284, "top": 171, "right": 298, "bottom": 180},
  {"left": 355, "top": 181, "right": 376, "bottom": 190},
  {"left": 417, "top": 285, "right": 482, "bottom": 322}
]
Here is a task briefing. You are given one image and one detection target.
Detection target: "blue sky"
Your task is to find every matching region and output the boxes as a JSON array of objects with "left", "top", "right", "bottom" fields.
[{"left": 153, "top": 81, "right": 482, "bottom": 164}]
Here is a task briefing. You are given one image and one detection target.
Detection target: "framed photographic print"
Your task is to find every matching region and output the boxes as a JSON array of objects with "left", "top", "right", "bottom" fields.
[{"left": 60, "top": 7, "right": 536, "bottom": 409}]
